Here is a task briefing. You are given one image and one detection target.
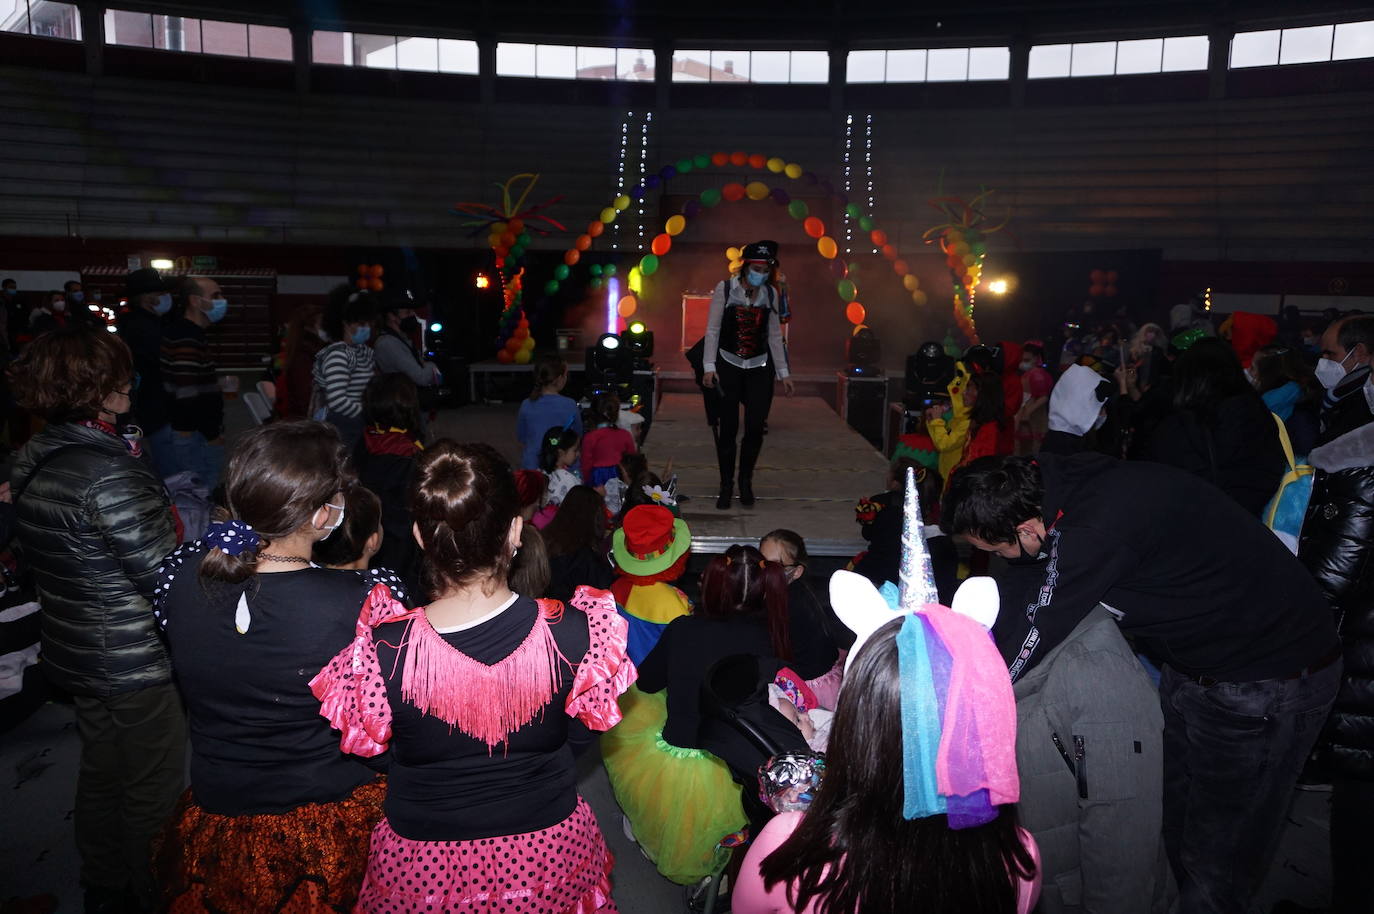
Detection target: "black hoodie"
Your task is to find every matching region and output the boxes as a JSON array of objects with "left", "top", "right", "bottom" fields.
[{"left": 994, "top": 452, "right": 1335, "bottom": 683}]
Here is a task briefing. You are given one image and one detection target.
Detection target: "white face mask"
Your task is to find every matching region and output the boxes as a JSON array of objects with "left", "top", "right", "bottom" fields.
[
  {"left": 322, "top": 502, "right": 346, "bottom": 533},
  {"left": 1315, "top": 352, "right": 1355, "bottom": 391}
]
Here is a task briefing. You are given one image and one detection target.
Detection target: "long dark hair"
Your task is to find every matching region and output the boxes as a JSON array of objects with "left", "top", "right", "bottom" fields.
[
  {"left": 410, "top": 441, "right": 518, "bottom": 595},
  {"left": 759, "top": 618, "right": 1035, "bottom": 914},
  {"left": 363, "top": 372, "right": 422, "bottom": 434},
  {"left": 538, "top": 425, "right": 580, "bottom": 474},
  {"left": 699, "top": 543, "right": 792, "bottom": 661},
  {"left": 541, "top": 485, "right": 606, "bottom": 557},
  {"left": 312, "top": 485, "right": 382, "bottom": 568},
  {"left": 202, "top": 421, "right": 353, "bottom": 583},
  {"left": 1171, "top": 338, "right": 1259, "bottom": 418},
  {"left": 967, "top": 371, "right": 1005, "bottom": 435},
  {"left": 1251, "top": 344, "right": 1318, "bottom": 400}
]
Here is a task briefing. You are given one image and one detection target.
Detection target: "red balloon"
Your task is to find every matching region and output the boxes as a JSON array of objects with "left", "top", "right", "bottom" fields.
[
  {"left": 748, "top": 153, "right": 767, "bottom": 170},
  {"left": 368, "top": 278, "right": 384, "bottom": 291},
  {"left": 369, "top": 264, "right": 384, "bottom": 278},
  {"left": 355, "top": 277, "right": 368, "bottom": 289},
  {"left": 500, "top": 232, "right": 516, "bottom": 248},
  {"left": 893, "top": 259, "right": 909, "bottom": 276},
  {"left": 507, "top": 218, "right": 525, "bottom": 234},
  {"left": 1089, "top": 283, "right": 1105, "bottom": 297},
  {"left": 881, "top": 244, "right": 897, "bottom": 260},
  {"left": 651, "top": 233, "right": 672, "bottom": 256},
  {"left": 845, "top": 302, "right": 866, "bottom": 325},
  {"left": 1089, "top": 269, "right": 1106, "bottom": 284},
  {"left": 803, "top": 216, "right": 825, "bottom": 238},
  {"left": 729, "top": 151, "right": 748, "bottom": 167},
  {"left": 1106, "top": 270, "right": 1119, "bottom": 283},
  {"left": 505, "top": 337, "right": 521, "bottom": 352},
  {"left": 722, "top": 182, "right": 746, "bottom": 202},
  {"left": 564, "top": 249, "right": 581, "bottom": 266},
  {"left": 711, "top": 151, "right": 729, "bottom": 167},
  {"left": 870, "top": 229, "right": 888, "bottom": 247},
  {"left": 575, "top": 234, "right": 592, "bottom": 251},
  {"left": 587, "top": 221, "right": 605, "bottom": 238},
  {"left": 497, "top": 349, "right": 514, "bottom": 363},
  {"left": 1104, "top": 285, "right": 1118, "bottom": 297}
]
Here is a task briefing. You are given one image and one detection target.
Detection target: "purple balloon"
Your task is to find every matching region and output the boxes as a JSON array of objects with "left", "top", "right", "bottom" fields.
[
  {"left": 659, "top": 165, "right": 677, "bottom": 180},
  {"left": 770, "top": 187, "right": 790, "bottom": 205},
  {"left": 683, "top": 200, "right": 703, "bottom": 218},
  {"left": 802, "top": 171, "right": 819, "bottom": 185},
  {"left": 644, "top": 174, "right": 662, "bottom": 190},
  {"left": 630, "top": 185, "right": 646, "bottom": 200},
  {"left": 829, "top": 258, "right": 848, "bottom": 278}
]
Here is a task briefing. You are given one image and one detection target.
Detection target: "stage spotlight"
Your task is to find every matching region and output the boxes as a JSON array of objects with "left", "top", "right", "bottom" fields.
[
  {"left": 846, "top": 326, "right": 883, "bottom": 376},
  {"left": 587, "top": 332, "right": 634, "bottom": 395},
  {"left": 987, "top": 279, "right": 1008, "bottom": 295},
  {"left": 475, "top": 273, "right": 490, "bottom": 290},
  {"left": 623, "top": 321, "right": 654, "bottom": 360},
  {"left": 429, "top": 322, "right": 444, "bottom": 333},
  {"left": 149, "top": 258, "right": 174, "bottom": 270}
]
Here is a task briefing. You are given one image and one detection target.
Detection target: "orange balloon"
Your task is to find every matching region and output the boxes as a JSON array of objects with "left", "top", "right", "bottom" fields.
[
  {"left": 497, "top": 349, "right": 514, "bottom": 364},
  {"left": 711, "top": 151, "right": 729, "bottom": 167},
  {"left": 500, "top": 232, "right": 517, "bottom": 248},
  {"left": 817, "top": 236, "right": 838, "bottom": 260},
  {"left": 893, "top": 259, "right": 909, "bottom": 276},
  {"left": 882, "top": 244, "right": 897, "bottom": 260},
  {"left": 617, "top": 295, "right": 637, "bottom": 317},
  {"left": 564, "top": 249, "right": 580, "bottom": 266},
  {"left": 729, "top": 150, "right": 748, "bottom": 167},
  {"left": 369, "top": 264, "right": 384, "bottom": 278},
  {"left": 845, "top": 302, "right": 866, "bottom": 325},
  {"left": 803, "top": 216, "right": 825, "bottom": 239},
  {"left": 722, "top": 182, "right": 746, "bottom": 202},
  {"left": 651, "top": 234, "right": 672, "bottom": 256},
  {"left": 575, "top": 234, "right": 592, "bottom": 251},
  {"left": 588, "top": 220, "right": 605, "bottom": 238},
  {"left": 870, "top": 229, "right": 888, "bottom": 247},
  {"left": 368, "top": 278, "right": 384, "bottom": 291},
  {"left": 747, "top": 153, "right": 766, "bottom": 170},
  {"left": 355, "top": 277, "right": 368, "bottom": 289},
  {"left": 507, "top": 218, "right": 525, "bottom": 234}
]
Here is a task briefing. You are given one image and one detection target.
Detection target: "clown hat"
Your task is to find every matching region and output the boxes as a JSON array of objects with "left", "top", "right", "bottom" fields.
[{"left": 612, "top": 504, "right": 691, "bottom": 576}]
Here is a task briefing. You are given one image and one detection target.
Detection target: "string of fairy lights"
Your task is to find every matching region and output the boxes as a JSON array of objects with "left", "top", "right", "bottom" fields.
[{"left": 842, "top": 112, "right": 876, "bottom": 255}]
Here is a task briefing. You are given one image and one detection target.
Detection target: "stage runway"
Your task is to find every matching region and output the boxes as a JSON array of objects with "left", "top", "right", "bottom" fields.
[{"left": 649, "top": 392, "right": 890, "bottom": 556}]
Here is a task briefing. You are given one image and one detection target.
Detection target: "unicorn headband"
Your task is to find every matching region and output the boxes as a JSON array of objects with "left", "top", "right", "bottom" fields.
[{"left": 829, "top": 467, "right": 1016, "bottom": 830}]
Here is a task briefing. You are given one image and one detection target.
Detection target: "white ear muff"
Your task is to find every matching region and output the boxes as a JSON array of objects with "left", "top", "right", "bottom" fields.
[
  {"left": 830, "top": 569, "right": 904, "bottom": 676},
  {"left": 951, "top": 576, "right": 1000, "bottom": 631}
]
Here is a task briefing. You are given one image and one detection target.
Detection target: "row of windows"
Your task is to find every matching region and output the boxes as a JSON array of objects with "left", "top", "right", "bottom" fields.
[{"left": 6, "top": 5, "right": 1374, "bottom": 80}]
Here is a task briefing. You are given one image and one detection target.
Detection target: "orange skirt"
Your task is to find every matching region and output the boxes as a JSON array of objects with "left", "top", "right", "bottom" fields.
[{"left": 154, "top": 778, "right": 385, "bottom": 914}]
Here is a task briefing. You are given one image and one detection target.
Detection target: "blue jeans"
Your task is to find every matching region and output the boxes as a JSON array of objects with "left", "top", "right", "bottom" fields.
[
  {"left": 142, "top": 424, "right": 179, "bottom": 479},
  {"left": 1160, "top": 658, "right": 1340, "bottom": 914},
  {"left": 170, "top": 430, "right": 225, "bottom": 491}
]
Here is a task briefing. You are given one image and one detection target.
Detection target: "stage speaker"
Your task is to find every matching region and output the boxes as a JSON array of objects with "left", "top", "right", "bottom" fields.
[{"left": 836, "top": 371, "right": 888, "bottom": 452}]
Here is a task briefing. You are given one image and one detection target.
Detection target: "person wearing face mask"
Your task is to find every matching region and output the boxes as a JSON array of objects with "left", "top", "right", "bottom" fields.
[
  {"left": 28, "top": 289, "right": 68, "bottom": 336},
  {"left": 1313, "top": 314, "right": 1374, "bottom": 446},
  {"left": 373, "top": 299, "right": 440, "bottom": 391},
  {"left": 311, "top": 292, "right": 377, "bottom": 452},
  {"left": 160, "top": 275, "right": 228, "bottom": 488},
  {"left": 702, "top": 240, "right": 796, "bottom": 510},
  {"left": 117, "top": 268, "right": 176, "bottom": 475},
  {"left": 942, "top": 454, "right": 1341, "bottom": 914},
  {"left": 9, "top": 326, "right": 182, "bottom": 913},
  {"left": 151, "top": 421, "right": 398, "bottom": 913}
]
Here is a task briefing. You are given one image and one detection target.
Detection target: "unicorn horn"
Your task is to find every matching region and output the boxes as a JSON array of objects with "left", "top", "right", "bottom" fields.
[{"left": 898, "top": 465, "right": 940, "bottom": 611}]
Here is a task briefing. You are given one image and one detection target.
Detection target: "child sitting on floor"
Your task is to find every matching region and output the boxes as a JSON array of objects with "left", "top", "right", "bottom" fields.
[
  {"left": 533, "top": 425, "right": 581, "bottom": 529},
  {"left": 581, "top": 392, "right": 637, "bottom": 490},
  {"left": 604, "top": 452, "right": 648, "bottom": 516}
]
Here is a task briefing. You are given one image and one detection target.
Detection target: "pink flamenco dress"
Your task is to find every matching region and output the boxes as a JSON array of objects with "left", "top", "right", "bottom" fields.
[{"left": 311, "top": 584, "right": 636, "bottom": 913}]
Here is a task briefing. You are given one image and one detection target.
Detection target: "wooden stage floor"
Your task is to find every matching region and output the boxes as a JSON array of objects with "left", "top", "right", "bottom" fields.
[{"left": 648, "top": 393, "right": 890, "bottom": 555}]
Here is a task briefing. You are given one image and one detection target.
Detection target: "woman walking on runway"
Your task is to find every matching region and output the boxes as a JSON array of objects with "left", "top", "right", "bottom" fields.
[{"left": 702, "top": 240, "right": 796, "bottom": 510}]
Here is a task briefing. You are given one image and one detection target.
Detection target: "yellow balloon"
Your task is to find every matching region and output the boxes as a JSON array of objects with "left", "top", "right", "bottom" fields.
[
  {"left": 628, "top": 266, "right": 643, "bottom": 294},
  {"left": 912, "top": 290, "right": 928, "bottom": 306},
  {"left": 600, "top": 207, "right": 617, "bottom": 225},
  {"left": 902, "top": 274, "right": 919, "bottom": 291},
  {"left": 745, "top": 181, "right": 770, "bottom": 201},
  {"left": 617, "top": 295, "right": 638, "bottom": 317},
  {"left": 784, "top": 162, "right": 803, "bottom": 179},
  {"left": 491, "top": 222, "right": 508, "bottom": 234},
  {"left": 729, "top": 258, "right": 744, "bottom": 273},
  {"left": 513, "top": 348, "right": 532, "bottom": 364},
  {"left": 726, "top": 246, "right": 742, "bottom": 261},
  {"left": 817, "top": 236, "right": 838, "bottom": 260},
  {"left": 766, "top": 157, "right": 785, "bottom": 173},
  {"left": 613, "top": 194, "right": 631, "bottom": 211},
  {"left": 665, "top": 214, "right": 686, "bottom": 236},
  {"left": 521, "top": 335, "right": 535, "bottom": 350}
]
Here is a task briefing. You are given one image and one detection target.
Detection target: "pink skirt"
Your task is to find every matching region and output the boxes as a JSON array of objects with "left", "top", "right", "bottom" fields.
[{"left": 354, "top": 797, "right": 616, "bottom": 913}]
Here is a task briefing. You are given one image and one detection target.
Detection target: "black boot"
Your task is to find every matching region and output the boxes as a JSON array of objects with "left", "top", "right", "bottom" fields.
[
  {"left": 738, "top": 477, "right": 755, "bottom": 507},
  {"left": 716, "top": 480, "right": 733, "bottom": 510}
]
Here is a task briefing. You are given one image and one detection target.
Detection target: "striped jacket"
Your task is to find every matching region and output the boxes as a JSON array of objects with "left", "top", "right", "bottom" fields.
[
  {"left": 160, "top": 317, "right": 223, "bottom": 439},
  {"left": 312, "top": 342, "right": 375, "bottom": 418}
]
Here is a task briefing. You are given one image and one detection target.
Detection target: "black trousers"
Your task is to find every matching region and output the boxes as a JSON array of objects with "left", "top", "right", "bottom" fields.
[{"left": 714, "top": 360, "right": 775, "bottom": 485}]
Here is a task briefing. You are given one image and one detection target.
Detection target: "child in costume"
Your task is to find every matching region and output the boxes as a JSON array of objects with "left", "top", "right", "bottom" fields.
[
  {"left": 534, "top": 424, "right": 581, "bottom": 528},
  {"left": 581, "top": 392, "right": 637, "bottom": 489},
  {"left": 608, "top": 504, "right": 693, "bottom": 665},
  {"left": 734, "top": 469, "right": 1041, "bottom": 914}
]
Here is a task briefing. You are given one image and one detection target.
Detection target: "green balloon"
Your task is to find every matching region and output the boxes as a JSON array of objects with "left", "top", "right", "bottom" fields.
[
  {"left": 554, "top": 264, "right": 570, "bottom": 281},
  {"left": 700, "top": 188, "right": 722, "bottom": 207},
  {"left": 639, "top": 253, "right": 660, "bottom": 276},
  {"left": 787, "top": 199, "right": 809, "bottom": 220},
  {"left": 838, "top": 279, "right": 857, "bottom": 302},
  {"left": 847, "top": 261, "right": 861, "bottom": 275},
  {"left": 676, "top": 158, "right": 693, "bottom": 174},
  {"left": 508, "top": 245, "right": 524, "bottom": 262},
  {"left": 517, "top": 232, "right": 532, "bottom": 246},
  {"left": 845, "top": 203, "right": 861, "bottom": 219},
  {"left": 589, "top": 263, "right": 603, "bottom": 277},
  {"left": 603, "top": 263, "right": 617, "bottom": 276},
  {"left": 544, "top": 280, "right": 560, "bottom": 295},
  {"left": 693, "top": 154, "right": 710, "bottom": 169},
  {"left": 970, "top": 241, "right": 987, "bottom": 255},
  {"left": 858, "top": 215, "right": 875, "bottom": 232},
  {"left": 590, "top": 276, "right": 604, "bottom": 290}
]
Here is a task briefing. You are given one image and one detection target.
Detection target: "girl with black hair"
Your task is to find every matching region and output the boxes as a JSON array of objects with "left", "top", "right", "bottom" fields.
[
  {"left": 354, "top": 373, "right": 426, "bottom": 598},
  {"left": 534, "top": 425, "right": 582, "bottom": 527},
  {"left": 542, "top": 484, "right": 615, "bottom": 604}
]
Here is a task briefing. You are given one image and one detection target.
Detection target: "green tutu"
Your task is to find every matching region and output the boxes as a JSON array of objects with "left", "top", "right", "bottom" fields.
[{"left": 600, "top": 686, "right": 745, "bottom": 884}]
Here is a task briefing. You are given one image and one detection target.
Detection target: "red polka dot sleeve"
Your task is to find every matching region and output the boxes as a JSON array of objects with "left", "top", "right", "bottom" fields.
[
  {"left": 563, "top": 585, "right": 638, "bottom": 731},
  {"left": 310, "top": 583, "right": 416, "bottom": 757}
]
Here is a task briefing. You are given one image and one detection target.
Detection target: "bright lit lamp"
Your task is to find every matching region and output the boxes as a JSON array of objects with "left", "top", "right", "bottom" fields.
[
  {"left": 475, "top": 274, "right": 490, "bottom": 290},
  {"left": 149, "top": 258, "right": 174, "bottom": 270},
  {"left": 987, "top": 279, "right": 1009, "bottom": 295}
]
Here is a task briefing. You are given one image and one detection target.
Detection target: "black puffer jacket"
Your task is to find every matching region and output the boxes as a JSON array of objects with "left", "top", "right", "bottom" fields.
[
  {"left": 12, "top": 422, "right": 177, "bottom": 697},
  {"left": 1298, "top": 421, "right": 1374, "bottom": 779}
]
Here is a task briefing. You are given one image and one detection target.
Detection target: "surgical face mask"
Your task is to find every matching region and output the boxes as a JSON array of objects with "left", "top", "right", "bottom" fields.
[
  {"left": 1, "top": 287, "right": 14, "bottom": 296},
  {"left": 153, "top": 293, "right": 173, "bottom": 316},
  {"left": 91, "top": 290, "right": 102, "bottom": 302},
  {"left": 1019, "top": 360, "right": 1034, "bottom": 373},
  {"left": 69, "top": 291, "right": 84, "bottom": 304},
  {"left": 317, "top": 327, "right": 330, "bottom": 341},
  {"left": 51, "top": 299, "right": 66, "bottom": 312},
  {"left": 1315, "top": 351, "right": 1355, "bottom": 390},
  {"left": 351, "top": 325, "right": 372, "bottom": 345},
  {"left": 323, "top": 502, "right": 346, "bottom": 533},
  {"left": 205, "top": 297, "right": 228, "bottom": 323},
  {"left": 746, "top": 269, "right": 768, "bottom": 288}
]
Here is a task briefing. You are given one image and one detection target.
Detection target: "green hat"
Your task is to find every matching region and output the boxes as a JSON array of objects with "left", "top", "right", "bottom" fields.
[{"left": 612, "top": 505, "right": 692, "bottom": 576}]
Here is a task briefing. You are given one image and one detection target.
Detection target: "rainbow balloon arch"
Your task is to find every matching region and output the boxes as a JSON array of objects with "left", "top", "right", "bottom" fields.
[{"left": 534, "top": 151, "right": 946, "bottom": 359}]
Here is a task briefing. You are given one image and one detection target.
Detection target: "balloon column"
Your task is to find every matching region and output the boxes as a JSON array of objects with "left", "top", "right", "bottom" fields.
[
  {"left": 922, "top": 185, "right": 1011, "bottom": 345},
  {"left": 355, "top": 263, "right": 384, "bottom": 292},
  {"left": 452, "top": 173, "right": 566, "bottom": 364}
]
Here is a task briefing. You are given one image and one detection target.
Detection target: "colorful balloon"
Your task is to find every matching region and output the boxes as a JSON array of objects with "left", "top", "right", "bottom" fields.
[
  {"left": 554, "top": 264, "right": 570, "bottom": 281},
  {"left": 711, "top": 152, "right": 729, "bottom": 167},
  {"left": 651, "top": 234, "right": 672, "bottom": 256},
  {"left": 817, "top": 236, "right": 838, "bottom": 260},
  {"left": 838, "top": 279, "right": 857, "bottom": 302},
  {"left": 845, "top": 203, "right": 861, "bottom": 219},
  {"left": 701, "top": 188, "right": 722, "bottom": 207},
  {"left": 748, "top": 153, "right": 767, "bottom": 170},
  {"left": 604, "top": 263, "right": 617, "bottom": 276},
  {"left": 368, "top": 278, "right": 383, "bottom": 292},
  {"left": 745, "top": 181, "right": 770, "bottom": 201},
  {"left": 497, "top": 349, "right": 514, "bottom": 364},
  {"left": 544, "top": 280, "right": 559, "bottom": 295},
  {"left": 893, "top": 259, "right": 909, "bottom": 276},
  {"left": 846, "top": 302, "right": 866, "bottom": 325},
  {"left": 639, "top": 254, "right": 660, "bottom": 276},
  {"left": 787, "top": 199, "right": 809, "bottom": 220},
  {"left": 766, "top": 157, "right": 785, "bottom": 173},
  {"left": 614, "top": 194, "right": 631, "bottom": 211},
  {"left": 575, "top": 234, "right": 592, "bottom": 252},
  {"left": 770, "top": 187, "right": 790, "bottom": 205},
  {"left": 617, "top": 295, "right": 637, "bottom": 318},
  {"left": 784, "top": 162, "right": 803, "bottom": 179},
  {"left": 726, "top": 246, "right": 742, "bottom": 261},
  {"left": 722, "top": 182, "right": 746, "bottom": 202},
  {"left": 857, "top": 215, "right": 874, "bottom": 232},
  {"left": 694, "top": 154, "right": 711, "bottom": 169},
  {"left": 514, "top": 348, "right": 532, "bottom": 364},
  {"left": 729, "top": 151, "right": 748, "bottom": 167},
  {"left": 902, "top": 274, "right": 919, "bottom": 291},
  {"left": 564, "top": 249, "right": 580, "bottom": 266},
  {"left": 600, "top": 207, "right": 617, "bottom": 225},
  {"left": 870, "top": 229, "right": 888, "bottom": 247},
  {"left": 588, "top": 220, "right": 605, "bottom": 238},
  {"left": 803, "top": 216, "right": 825, "bottom": 238}
]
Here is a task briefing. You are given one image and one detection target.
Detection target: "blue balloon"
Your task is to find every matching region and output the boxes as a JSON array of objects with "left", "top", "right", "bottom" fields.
[
  {"left": 630, "top": 185, "right": 646, "bottom": 200},
  {"left": 659, "top": 165, "right": 677, "bottom": 180},
  {"left": 683, "top": 200, "right": 703, "bottom": 218},
  {"left": 644, "top": 174, "right": 661, "bottom": 190}
]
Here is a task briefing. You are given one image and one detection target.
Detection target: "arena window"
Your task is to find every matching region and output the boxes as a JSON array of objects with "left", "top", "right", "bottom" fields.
[
  {"left": 844, "top": 47, "right": 1010, "bottom": 83},
  {"left": 104, "top": 9, "right": 290, "bottom": 60},
  {"left": 1, "top": 0, "right": 81, "bottom": 40},
  {"left": 1028, "top": 35, "right": 1208, "bottom": 78},
  {"left": 1231, "top": 21, "right": 1374, "bottom": 68},
  {"left": 672, "top": 49, "right": 830, "bottom": 83},
  {"left": 311, "top": 31, "right": 479, "bottom": 73},
  {"left": 495, "top": 42, "right": 654, "bottom": 80}
]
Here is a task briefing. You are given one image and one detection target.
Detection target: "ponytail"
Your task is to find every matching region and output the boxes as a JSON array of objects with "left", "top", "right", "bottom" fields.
[{"left": 199, "top": 519, "right": 264, "bottom": 584}]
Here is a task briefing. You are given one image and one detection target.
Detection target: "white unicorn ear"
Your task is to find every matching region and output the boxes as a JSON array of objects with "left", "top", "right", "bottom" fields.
[
  {"left": 951, "top": 576, "right": 999, "bottom": 631},
  {"left": 830, "top": 570, "right": 904, "bottom": 675}
]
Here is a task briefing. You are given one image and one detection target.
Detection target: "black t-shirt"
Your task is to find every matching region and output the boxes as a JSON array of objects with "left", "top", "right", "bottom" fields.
[
  {"left": 373, "top": 596, "right": 595, "bottom": 841},
  {"left": 155, "top": 544, "right": 398, "bottom": 815},
  {"left": 637, "top": 613, "right": 779, "bottom": 750}
]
